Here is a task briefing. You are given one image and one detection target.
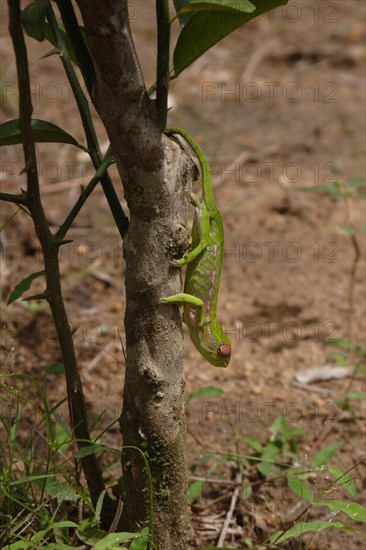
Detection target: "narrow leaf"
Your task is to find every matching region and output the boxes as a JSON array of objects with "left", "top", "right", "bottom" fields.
[
  {"left": 346, "top": 391, "right": 366, "bottom": 401},
  {"left": 312, "top": 441, "right": 344, "bottom": 469},
  {"left": 328, "top": 466, "right": 358, "bottom": 498},
  {"left": 188, "top": 479, "right": 205, "bottom": 502},
  {"left": 242, "top": 484, "right": 252, "bottom": 500},
  {"left": 7, "top": 270, "right": 45, "bottom": 305},
  {"left": 75, "top": 443, "right": 120, "bottom": 458},
  {"left": 180, "top": 0, "right": 256, "bottom": 16},
  {"left": 0, "top": 119, "right": 87, "bottom": 150},
  {"left": 346, "top": 178, "right": 366, "bottom": 188},
  {"left": 329, "top": 338, "right": 356, "bottom": 350},
  {"left": 315, "top": 500, "right": 366, "bottom": 523},
  {"left": 272, "top": 520, "right": 353, "bottom": 544},
  {"left": 331, "top": 224, "right": 355, "bottom": 235},
  {"left": 186, "top": 385, "right": 223, "bottom": 404},
  {"left": 173, "top": 0, "right": 288, "bottom": 77},
  {"left": 3, "top": 543, "right": 31, "bottom": 550},
  {"left": 95, "top": 490, "right": 106, "bottom": 523},
  {"left": 11, "top": 474, "right": 54, "bottom": 485},
  {"left": 39, "top": 545, "right": 77, "bottom": 550},
  {"left": 297, "top": 183, "right": 342, "bottom": 196}
]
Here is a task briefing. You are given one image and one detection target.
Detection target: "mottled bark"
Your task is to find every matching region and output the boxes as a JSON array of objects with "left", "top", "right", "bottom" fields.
[{"left": 76, "top": 2, "right": 193, "bottom": 547}]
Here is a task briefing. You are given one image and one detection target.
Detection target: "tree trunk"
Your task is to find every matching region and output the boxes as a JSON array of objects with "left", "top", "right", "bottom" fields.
[
  {"left": 76, "top": 2, "right": 193, "bottom": 547},
  {"left": 120, "top": 135, "right": 194, "bottom": 548}
]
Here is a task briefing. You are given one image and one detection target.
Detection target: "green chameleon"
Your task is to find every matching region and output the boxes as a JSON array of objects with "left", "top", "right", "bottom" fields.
[{"left": 162, "top": 127, "right": 231, "bottom": 367}]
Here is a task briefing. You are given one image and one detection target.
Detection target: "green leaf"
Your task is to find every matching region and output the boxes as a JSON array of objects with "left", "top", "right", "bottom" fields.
[
  {"left": 331, "top": 223, "right": 355, "bottom": 235},
  {"left": 75, "top": 443, "right": 121, "bottom": 458},
  {"left": 173, "top": 0, "right": 194, "bottom": 26},
  {"left": 22, "top": 2, "right": 85, "bottom": 66},
  {"left": 21, "top": 0, "right": 48, "bottom": 41},
  {"left": 188, "top": 479, "right": 205, "bottom": 502},
  {"left": 93, "top": 531, "right": 146, "bottom": 550},
  {"left": 257, "top": 442, "right": 281, "bottom": 478},
  {"left": 287, "top": 475, "right": 315, "bottom": 503},
  {"left": 346, "top": 391, "right": 366, "bottom": 401},
  {"left": 0, "top": 119, "right": 87, "bottom": 150},
  {"left": 345, "top": 178, "right": 366, "bottom": 188},
  {"left": 328, "top": 466, "right": 358, "bottom": 499},
  {"left": 358, "top": 224, "right": 366, "bottom": 232},
  {"left": 272, "top": 520, "right": 353, "bottom": 544},
  {"left": 76, "top": 527, "right": 107, "bottom": 545},
  {"left": 39, "top": 545, "right": 77, "bottom": 550},
  {"left": 3, "top": 543, "right": 32, "bottom": 550},
  {"left": 95, "top": 490, "right": 106, "bottom": 523},
  {"left": 186, "top": 385, "right": 224, "bottom": 404},
  {"left": 312, "top": 441, "right": 344, "bottom": 469},
  {"left": 36, "top": 478, "right": 79, "bottom": 502},
  {"left": 173, "top": 0, "right": 289, "bottom": 77},
  {"left": 315, "top": 500, "right": 366, "bottom": 523},
  {"left": 297, "top": 183, "right": 342, "bottom": 197},
  {"left": 46, "top": 362, "right": 65, "bottom": 376},
  {"left": 270, "top": 415, "right": 304, "bottom": 442},
  {"left": 31, "top": 521, "right": 78, "bottom": 544},
  {"left": 329, "top": 338, "right": 356, "bottom": 350},
  {"left": 179, "top": 0, "right": 256, "bottom": 16},
  {"left": 242, "top": 484, "right": 252, "bottom": 500},
  {"left": 7, "top": 270, "right": 45, "bottom": 305},
  {"left": 243, "top": 436, "right": 263, "bottom": 453},
  {"left": 129, "top": 528, "right": 150, "bottom": 550},
  {"left": 11, "top": 474, "right": 51, "bottom": 485},
  {"left": 42, "top": 24, "right": 84, "bottom": 67}
]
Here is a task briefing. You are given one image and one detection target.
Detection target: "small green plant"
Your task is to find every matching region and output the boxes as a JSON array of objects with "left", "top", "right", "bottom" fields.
[
  {"left": 185, "top": 390, "right": 366, "bottom": 549},
  {"left": 326, "top": 337, "right": 366, "bottom": 410},
  {"left": 0, "top": 371, "right": 154, "bottom": 549}
]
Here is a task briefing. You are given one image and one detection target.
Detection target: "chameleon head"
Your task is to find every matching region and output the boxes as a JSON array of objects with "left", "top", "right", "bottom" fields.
[{"left": 199, "top": 322, "right": 231, "bottom": 367}]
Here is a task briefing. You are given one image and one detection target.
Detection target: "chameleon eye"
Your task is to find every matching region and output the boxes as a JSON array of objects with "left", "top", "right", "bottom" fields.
[{"left": 217, "top": 343, "right": 231, "bottom": 357}]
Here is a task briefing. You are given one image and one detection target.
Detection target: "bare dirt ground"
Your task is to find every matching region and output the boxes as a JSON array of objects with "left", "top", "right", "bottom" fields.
[{"left": 1, "top": 1, "right": 365, "bottom": 549}]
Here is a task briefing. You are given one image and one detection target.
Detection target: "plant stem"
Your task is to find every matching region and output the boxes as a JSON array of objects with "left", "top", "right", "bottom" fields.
[
  {"left": 54, "top": 0, "right": 96, "bottom": 95},
  {"left": 46, "top": 2, "right": 129, "bottom": 239},
  {"left": 0, "top": 192, "right": 27, "bottom": 205},
  {"left": 8, "top": 0, "right": 113, "bottom": 516},
  {"left": 156, "top": 0, "right": 171, "bottom": 128},
  {"left": 345, "top": 189, "right": 361, "bottom": 343}
]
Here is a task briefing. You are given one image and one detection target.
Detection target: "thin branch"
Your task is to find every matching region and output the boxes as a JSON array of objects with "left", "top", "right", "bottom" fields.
[
  {"left": 46, "top": 3, "right": 129, "bottom": 239},
  {"left": 8, "top": 0, "right": 112, "bottom": 516},
  {"left": 155, "top": 0, "right": 171, "bottom": 128},
  {"left": 54, "top": 0, "right": 96, "bottom": 95},
  {"left": 346, "top": 189, "right": 362, "bottom": 342},
  {"left": 0, "top": 192, "right": 27, "bottom": 205},
  {"left": 216, "top": 467, "right": 242, "bottom": 547}
]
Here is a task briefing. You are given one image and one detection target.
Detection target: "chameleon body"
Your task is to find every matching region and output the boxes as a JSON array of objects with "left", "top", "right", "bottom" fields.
[{"left": 162, "top": 127, "right": 231, "bottom": 367}]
